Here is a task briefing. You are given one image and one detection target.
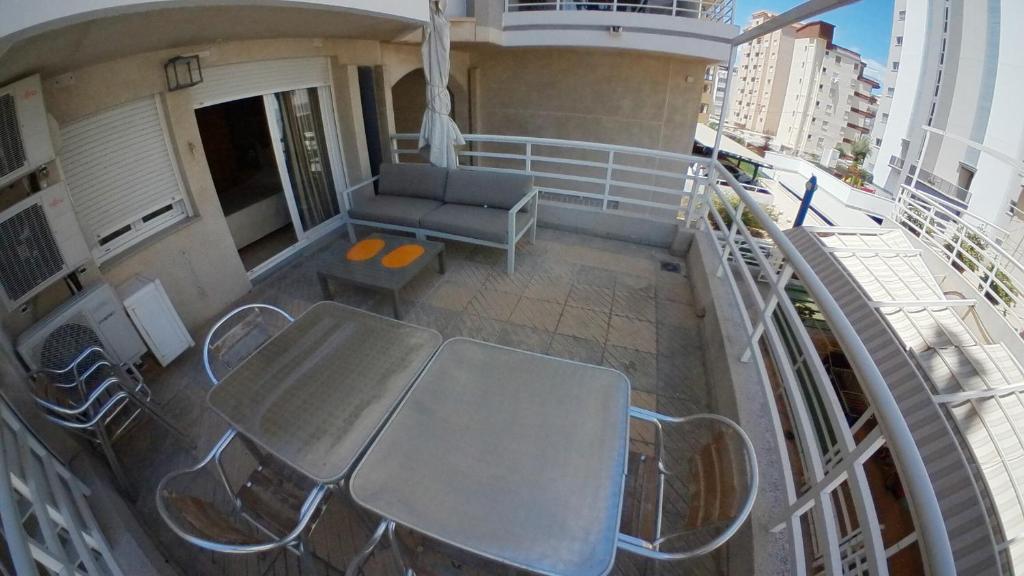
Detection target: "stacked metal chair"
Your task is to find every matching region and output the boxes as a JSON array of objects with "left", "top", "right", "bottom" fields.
[{"left": 29, "top": 344, "right": 189, "bottom": 496}]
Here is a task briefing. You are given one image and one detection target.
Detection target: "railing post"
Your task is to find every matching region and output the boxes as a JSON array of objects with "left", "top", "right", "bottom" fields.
[
  {"left": 525, "top": 141, "right": 532, "bottom": 175},
  {"left": 742, "top": 264, "right": 794, "bottom": 362},
  {"left": 603, "top": 150, "right": 614, "bottom": 211},
  {"left": 716, "top": 202, "right": 744, "bottom": 278}
]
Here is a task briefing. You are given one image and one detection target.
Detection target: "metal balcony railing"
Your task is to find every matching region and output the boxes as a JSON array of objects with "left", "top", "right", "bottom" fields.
[
  {"left": 390, "top": 133, "right": 956, "bottom": 576},
  {"left": 503, "top": 0, "right": 735, "bottom": 23},
  {"left": 893, "top": 185, "right": 1024, "bottom": 334},
  {"left": 0, "top": 401, "right": 124, "bottom": 575},
  {"left": 888, "top": 154, "right": 905, "bottom": 170},
  {"left": 912, "top": 166, "right": 971, "bottom": 203}
]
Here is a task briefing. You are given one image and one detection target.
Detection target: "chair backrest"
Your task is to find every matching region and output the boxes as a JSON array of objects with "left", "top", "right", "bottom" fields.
[
  {"left": 203, "top": 304, "right": 294, "bottom": 385},
  {"left": 618, "top": 410, "right": 758, "bottom": 562}
]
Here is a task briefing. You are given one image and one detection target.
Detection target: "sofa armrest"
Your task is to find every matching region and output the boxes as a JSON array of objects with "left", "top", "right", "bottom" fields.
[
  {"left": 342, "top": 176, "right": 379, "bottom": 210},
  {"left": 507, "top": 186, "right": 539, "bottom": 246},
  {"left": 509, "top": 186, "right": 539, "bottom": 214}
]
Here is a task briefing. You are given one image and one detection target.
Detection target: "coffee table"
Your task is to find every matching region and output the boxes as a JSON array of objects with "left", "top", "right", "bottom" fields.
[{"left": 318, "top": 233, "right": 445, "bottom": 319}]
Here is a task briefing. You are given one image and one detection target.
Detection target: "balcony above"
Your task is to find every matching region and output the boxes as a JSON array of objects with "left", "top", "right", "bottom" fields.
[
  {"left": 1, "top": 0, "right": 429, "bottom": 44},
  {"left": 0, "top": 0, "right": 428, "bottom": 79},
  {"left": 499, "top": 1, "right": 738, "bottom": 61}
]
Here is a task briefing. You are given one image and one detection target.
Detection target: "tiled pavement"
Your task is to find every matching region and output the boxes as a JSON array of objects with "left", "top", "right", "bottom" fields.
[{"left": 115, "top": 227, "right": 722, "bottom": 576}]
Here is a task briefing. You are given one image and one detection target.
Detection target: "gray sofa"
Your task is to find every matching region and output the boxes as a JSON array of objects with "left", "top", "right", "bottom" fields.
[{"left": 344, "top": 163, "right": 539, "bottom": 274}]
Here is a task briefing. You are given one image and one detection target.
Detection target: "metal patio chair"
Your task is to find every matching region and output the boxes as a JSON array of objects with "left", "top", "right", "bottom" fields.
[
  {"left": 163, "top": 303, "right": 328, "bottom": 556},
  {"left": 203, "top": 304, "right": 294, "bottom": 385},
  {"left": 618, "top": 408, "right": 758, "bottom": 562},
  {"left": 30, "top": 346, "right": 191, "bottom": 495},
  {"left": 156, "top": 428, "right": 329, "bottom": 556}
]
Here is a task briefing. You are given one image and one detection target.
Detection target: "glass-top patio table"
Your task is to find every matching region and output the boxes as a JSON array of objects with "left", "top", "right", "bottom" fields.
[
  {"left": 207, "top": 301, "right": 442, "bottom": 483},
  {"left": 348, "top": 337, "right": 632, "bottom": 576}
]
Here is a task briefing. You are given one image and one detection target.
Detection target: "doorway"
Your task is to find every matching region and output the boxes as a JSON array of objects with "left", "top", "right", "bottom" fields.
[
  {"left": 197, "top": 96, "right": 295, "bottom": 272},
  {"left": 196, "top": 87, "right": 345, "bottom": 277}
]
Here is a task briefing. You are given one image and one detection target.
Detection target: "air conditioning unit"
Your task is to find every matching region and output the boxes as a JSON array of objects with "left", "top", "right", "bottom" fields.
[
  {"left": 16, "top": 283, "right": 147, "bottom": 375},
  {"left": 0, "top": 182, "right": 90, "bottom": 311},
  {"left": 0, "top": 75, "right": 55, "bottom": 188}
]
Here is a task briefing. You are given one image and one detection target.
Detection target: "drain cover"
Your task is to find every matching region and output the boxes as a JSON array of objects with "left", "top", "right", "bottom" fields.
[{"left": 660, "top": 262, "right": 682, "bottom": 273}]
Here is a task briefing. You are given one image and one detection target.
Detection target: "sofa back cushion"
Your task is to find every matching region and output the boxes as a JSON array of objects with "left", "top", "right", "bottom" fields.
[
  {"left": 444, "top": 169, "right": 534, "bottom": 211},
  {"left": 378, "top": 163, "right": 448, "bottom": 201}
]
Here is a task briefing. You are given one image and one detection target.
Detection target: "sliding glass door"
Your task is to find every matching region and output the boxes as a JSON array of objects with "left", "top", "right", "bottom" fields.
[
  {"left": 238, "top": 85, "right": 346, "bottom": 276},
  {"left": 269, "top": 88, "right": 341, "bottom": 232}
]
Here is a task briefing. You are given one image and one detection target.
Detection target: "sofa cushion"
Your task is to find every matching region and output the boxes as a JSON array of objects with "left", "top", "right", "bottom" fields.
[
  {"left": 443, "top": 169, "right": 534, "bottom": 211},
  {"left": 420, "top": 204, "right": 531, "bottom": 244},
  {"left": 349, "top": 196, "right": 443, "bottom": 228},
  {"left": 378, "top": 163, "right": 448, "bottom": 201}
]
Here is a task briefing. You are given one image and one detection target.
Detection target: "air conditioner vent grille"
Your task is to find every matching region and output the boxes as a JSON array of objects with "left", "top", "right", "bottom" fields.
[
  {"left": 40, "top": 322, "right": 104, "bottom": 385},
  {"left": 0, "top": 93, "right": 27, "bottom": 179},
  {"left": 0, "top": 203, "right": 65, "bottom": 303}
]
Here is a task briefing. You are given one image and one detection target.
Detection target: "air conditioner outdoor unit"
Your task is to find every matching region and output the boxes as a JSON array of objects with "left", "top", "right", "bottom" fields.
[
  {"left": 0, "top": 75, "right": 55, "bottom": 188},
  {"left": 0, "top": 182, "right": 90, "bottom": 311},
  {"left": 16, "top": 283, "right": 147, "bottom": 375}
]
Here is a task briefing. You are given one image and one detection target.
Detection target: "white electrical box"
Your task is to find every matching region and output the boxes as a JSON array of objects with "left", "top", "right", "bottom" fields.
[{"left": 118, "top": 276, "right": 193, "bottom": 367}]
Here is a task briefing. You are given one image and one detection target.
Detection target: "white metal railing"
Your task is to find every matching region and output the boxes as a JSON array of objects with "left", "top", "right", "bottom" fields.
[
  {"left": 503, "top": 0, "right": 734, "bottom": 23},
  {"left": 0, "top": 401, "right": 123, "bottom": 576},
  {"left": 388, "top": 133, "right": 954, "bottom": 575},
  {"left": 391, "top": 133, "right": 708, "bottom": 224},
  {"left": 893, "top": 185, "right": 1024, "bottom": 335},
  {"left": 699, "top": 166, "right": 954, "bottom": 576}
]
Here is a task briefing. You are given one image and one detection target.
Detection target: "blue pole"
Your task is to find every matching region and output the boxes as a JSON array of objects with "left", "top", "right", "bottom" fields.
[{"left": 794, "top": 175, "right": 817, "bottom": 227}]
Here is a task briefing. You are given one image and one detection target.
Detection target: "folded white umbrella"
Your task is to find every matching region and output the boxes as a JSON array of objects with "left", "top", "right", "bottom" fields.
[{"left": 418, "top": 0, "right": 466, "bottom": 168}]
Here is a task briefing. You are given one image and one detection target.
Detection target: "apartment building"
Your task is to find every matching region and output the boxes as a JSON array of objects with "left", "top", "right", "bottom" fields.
[
  {"left": 867, "top": 0, "right": 906, "bottom": 169},
  {"left": 775, "top": 21, "right": 878, "bottom": 162},
  {"left": 873, "top": 0, "right": 1024, "bottom": 224},
  {"left": 711, "top": 63, "right": 730, "bottom": 121},
  {"left": 699, "top": 65, "right": 716, "bottom": 123},
  {"left": 728, "top": 11, "right": 797, "bottom": 136}
]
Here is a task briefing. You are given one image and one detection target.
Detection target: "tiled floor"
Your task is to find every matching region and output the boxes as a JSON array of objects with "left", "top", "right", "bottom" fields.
[{"left": 115, "top": 227, "right": 723, "bottom": 576}]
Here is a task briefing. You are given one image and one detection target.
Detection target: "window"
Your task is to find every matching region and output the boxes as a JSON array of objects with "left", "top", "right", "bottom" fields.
[
  {"left": 887, "top": 86, "right": 895, "bottom": 96},
  {"left": 895, "top": 36, "right": 903, "bottom": 46},
  {"left": 835, "top": 56, "right": 841, "bottom": 65},
  {"left": 892, "top": 61, "right": 900, "bottom": 71},
  {"left": 898, "top": 10, "right": 906, "bottom": 21},
  {"left": 882, "top": 112, "right": 889, "bottom": 121},
  {"left": 61, "top": 96, "right": 192, "bottom": 263},
  {"left": 875, "top": 138, "right": 882, "bottom": 146}
]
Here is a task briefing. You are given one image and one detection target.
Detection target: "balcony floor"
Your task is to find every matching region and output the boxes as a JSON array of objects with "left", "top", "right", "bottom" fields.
[{"left": 113, "top": 227, "right": 721, "bottom": 576}]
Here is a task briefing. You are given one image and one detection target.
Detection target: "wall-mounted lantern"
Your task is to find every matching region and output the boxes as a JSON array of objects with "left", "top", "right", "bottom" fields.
[{"left": 164, "top": 55, "right": 202, "bottom": 91}]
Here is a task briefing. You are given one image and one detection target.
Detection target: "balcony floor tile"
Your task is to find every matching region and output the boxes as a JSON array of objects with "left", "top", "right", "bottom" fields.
[{"left": 112, "top": 226, "right": 724, "bottom": 576}]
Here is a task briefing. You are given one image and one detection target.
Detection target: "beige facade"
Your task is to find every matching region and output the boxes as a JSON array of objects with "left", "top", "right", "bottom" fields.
[
  {"left": 775, "top": 22, "right": 878, "bottom": 161},
  {"left": 729, "top": 11, "right": 797, "bottom": 136},
  {"left": 466, "top": 48, "right": 705, "bottom": 153}
]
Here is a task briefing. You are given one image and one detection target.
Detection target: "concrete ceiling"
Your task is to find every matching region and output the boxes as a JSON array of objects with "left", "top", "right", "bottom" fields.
[{"left": 0, "top": 5, "right": 419, "bottom": 83}]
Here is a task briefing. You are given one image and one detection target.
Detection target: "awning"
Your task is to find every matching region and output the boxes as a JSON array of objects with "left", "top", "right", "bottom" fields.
[{"left": 693, "top": 123, "right": 771, "bottom": 170}]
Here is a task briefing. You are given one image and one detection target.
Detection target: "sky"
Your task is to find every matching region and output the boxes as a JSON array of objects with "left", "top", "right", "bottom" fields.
[{"left": 733, "top": 0, "right": 895, "bottom": 83}]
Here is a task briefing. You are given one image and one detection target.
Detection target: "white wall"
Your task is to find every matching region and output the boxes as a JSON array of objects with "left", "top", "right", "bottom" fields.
[{"left": 967, "top": 0, "right": 1024, "bottom": 223}]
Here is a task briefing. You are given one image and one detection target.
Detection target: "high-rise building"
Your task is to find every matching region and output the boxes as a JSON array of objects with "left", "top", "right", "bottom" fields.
[
  {"left": 728, "top": 11, "right": 798, "bottom": 136},
  {"left": 867, "top": 0, "right": 906, "bottom": 169},
  {"left": 775, "top": 21, "right": 879, "bottom": 162},
  {"left": 873, "top": 0, "right": 1024, "bottom": 224}
]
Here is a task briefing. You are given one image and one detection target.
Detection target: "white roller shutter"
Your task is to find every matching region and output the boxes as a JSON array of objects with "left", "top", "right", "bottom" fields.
[
  {"left": 61, "top": 95, "right": 190, "bottom": 263},
  {"left": 190, "top": 57, "right": 331, "bottom": 108}
]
